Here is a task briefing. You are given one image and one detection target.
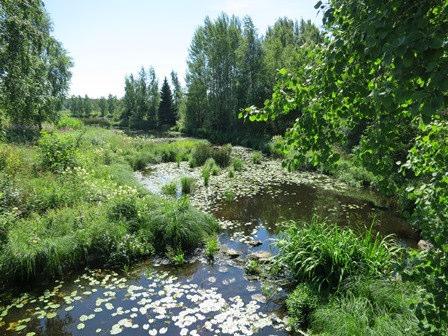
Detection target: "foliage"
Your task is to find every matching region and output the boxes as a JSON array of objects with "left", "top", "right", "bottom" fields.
[
  {"left": 231, "top": 157, "right": 244, "bottom": 171},
  {"left": 401, "top": 248, "right": 448, "bottom": 335},
  {"left": 251, "top": 151, "right": 262, "bottom": 164},
  {"left": 205, "top": 235, "right": 219, "bottom": 259},
  {"left": 162, "top": 182, "right": 177, "bottom": 197},
  {"left": 166, "top": 247, "right": 186, "bottom": 265},
  {"left": 212, "top": 144, "right": 232, "bottom": 167},
  {"left": 180, "top": 176, "right": 194, "bottom": 194},
  {"left": 286, "top": 283, "right": 319, "bottom": 330},
  {"left": 242, "top": 0, "right": 447, "bottom": 195},
  {"left": 121, "top": 67, "right": 159, "bottom": 130},
  {"left": 139, "top": 196, "right": 218, "bottom": 254},
  {"left": 57, "top": 115, "right": 84, "bottom": 130},
  {"left": 311, "top": 278, "right": 420, "bottom": 336},
  {"left": 0, "top": 0, "right": 72, "bottom": 129},
  {"left": 184, "top": 14, "right": 321, "bottom": 140},
  {"left": 0, "top": 126, "right": 218, "bottom": 286},
  {"left": 38, "top": 131, "right": 77, "bottom": 173},
  {"left": 189, "top": 142, "right": 213, "bottom": 167},
  {"left": 158, "top": 77, "right": 176, "bottom": 127},
  {"left": 401, "top": 120, "right": 448, "bottom": 247},
  {"left": 245, "top": 259, "right": 261, "bottom": 275},
  {"left": 276, "top": 218, "right": 400, "bottom": 291}
]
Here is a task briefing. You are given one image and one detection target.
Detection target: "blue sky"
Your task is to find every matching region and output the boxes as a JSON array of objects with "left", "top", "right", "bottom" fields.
[{"left": 44, "top": 0, "right": 322, "bottom": 98}]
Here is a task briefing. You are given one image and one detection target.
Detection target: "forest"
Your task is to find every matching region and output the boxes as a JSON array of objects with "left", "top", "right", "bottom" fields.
[{"left": 0, "top": 0, "right": 447, "bottom": 335}]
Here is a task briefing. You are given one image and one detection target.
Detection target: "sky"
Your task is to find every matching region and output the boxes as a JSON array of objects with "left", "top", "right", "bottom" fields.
[{"left": 44, "top": 0, "right": 322, "bottom": 98}]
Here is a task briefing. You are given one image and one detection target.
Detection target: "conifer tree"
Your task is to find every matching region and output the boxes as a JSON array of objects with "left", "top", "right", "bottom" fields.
[{"left": 158, "top": 77, "right": 175, "bottom": 127}]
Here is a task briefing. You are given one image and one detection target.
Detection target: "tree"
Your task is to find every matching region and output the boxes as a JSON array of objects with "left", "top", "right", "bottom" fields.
[
  {"left": 146, "top": 67, "right": 159, "bottom": 129},
  {"left": 0, "top": 0, "right": 72, "bottom": 132},
  {"left": 107, "top": 94, "right": 116, "bottom": 117},
  {"left": 82, "top": 95, "right": 92, "bottom": 117},
  {"left": 158, "top": 77, "right": 175, "bottom": 127},
  {"left": 98, "top": 97, "right": 107, "bottom": 116},
  {"left": 170, "top": 71, "right": 183, "bottom": 119}
]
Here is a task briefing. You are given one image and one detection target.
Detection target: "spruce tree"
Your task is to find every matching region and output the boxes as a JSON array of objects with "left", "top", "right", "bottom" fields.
[{"left": 158, "top": 77, "right": 175, "bottom": 127}]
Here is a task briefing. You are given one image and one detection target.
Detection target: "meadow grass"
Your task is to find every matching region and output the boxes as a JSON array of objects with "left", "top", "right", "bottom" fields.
[{"left": 0, "top": 125, "right": 218, "bottom": 287}]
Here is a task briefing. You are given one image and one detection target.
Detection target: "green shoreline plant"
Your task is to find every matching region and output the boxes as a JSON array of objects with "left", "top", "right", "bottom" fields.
[{"left": 0, "top": 126, "right": 218, "bottom": 288}]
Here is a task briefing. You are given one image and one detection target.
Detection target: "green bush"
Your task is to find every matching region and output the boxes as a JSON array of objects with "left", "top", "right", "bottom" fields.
[
  {"left": 232, "top": 157, "right": 244, "bottom": 171},
  {"left": 38, "top": 131, "right": 77, "bottom": 173},
  {"left": 189, "top": 142, "right": 213, "bottom": 167},
  {"left": 276, "top": 217, "right": 400, "bottom": 291},
  {"left": 228, "top": 167, "right": 235, "bottom": 178},
  {"left": 311, "top": 279, "right": 419, "bottom": 336},
  {"left": 138, "top": 196, "right": 218, "bottom": 254},
  {"left": 57, "top": 115, "right": 83, "bottom": 130},
  {"left": 287, "top": 283, "right": 319, "bottom": 329},
  {"left": 212, "top": 144, "right": 232, "bottom": 167},
  {"left": 162, "top": 181, "right": 177, "bottom": 197},
  {"left": 180, "top": 176, "right": 194, "bottom": 194},
  {"left": 252, "top": 151, "right": 263, "bottom": 164}
]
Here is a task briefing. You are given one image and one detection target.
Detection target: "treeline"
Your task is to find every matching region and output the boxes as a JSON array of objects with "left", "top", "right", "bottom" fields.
[
  {"left": 117, "top": 15, "right": 321, "bottom": 142},
  {"left": 65, "top": 94, "right": 120, "bottom": 118},
  {"left": 183, "top": 15, "right": 321, "bottom": 143},
  {"left": 120, "top": 68, "right": 182, "bottom": 130}
]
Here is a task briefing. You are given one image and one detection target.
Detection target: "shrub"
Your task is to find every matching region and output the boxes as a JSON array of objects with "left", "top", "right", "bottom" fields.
[
  {"left": 0, "top": 144, "right": 24, "bottom": 177},
  {"left": 276, "top": 217, "right": 400, "bottom": 291},
  {"left": 267, "top": 135, "right": 285, "bottom": 157},
  {"left": 38, "top": 131, "right": 77, "bottom": 173},
  {"left": 232, "top": 157, "right": 244, "bottom": 171},
  {"left": 228, "top": 167, "right": 235, "bottom": 178},
  {"left": 212, "top": 144, "right": 232, "bottom": 167},
  {"left": 189, "top": 142, "right": 213, "bottom": 167},
  {"left": 162, "top": 182, "right": 177, "bottom": 197},
  {"left": 287, "top": 283, "right": 319, "bottom": 329},
  {"left": 138, "top": 196, "right": 218, "bottom": 254},
  {"left": 252, "top": 151, "right": 263, "bottom": 164},
  {"left": 311, "top": 279, "right": 420, "bottom": 336},
  {"left": 57, "top": 115, "right": 83, "bottom": 130},
  {"left": 130, "top": 151, "right": 159, "bottom": 171},
  {"left": 180, "top": 176, "right": 194, "bottom": 194}
]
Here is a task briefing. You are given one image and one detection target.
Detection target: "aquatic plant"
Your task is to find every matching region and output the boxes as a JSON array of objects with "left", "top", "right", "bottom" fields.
[
  {"left": 212, "top": 144, "right": 232, "bottom": 167},
  {"left": 189, "top": 142, "right": 213, "bottom": 167},
  {"left": 276, "top": 217, "right": 400, "bottom": 291},
  {"left": 286, "top": 283, "right": 319, "bottom": 330},
  {"left": 205, "top": 235, "right": 219, "bottom": 259},
  {"left": 232, "top": 157, "right": 244, "bottom": 171},
  {"left": 162, "top": 181, "right": 177, "bottom": 196},
  {"left": 311, "top": 278, "right": 420, "bottom": 336},
  {"left": 252, "top": 151, "right": 263, "bottom": 164},
  {"left": 245, "top": 259, "right": 261, "bottom": 275},
  {"left": 166, "top": 247, "right": 186, "bottom": 265},
  {"left": 180, "top": 176, "right": 194, "bottom": 194}
]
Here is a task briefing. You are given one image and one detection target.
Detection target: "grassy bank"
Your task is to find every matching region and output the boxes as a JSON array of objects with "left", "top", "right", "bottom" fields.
[
  {"left": 0, "top": 117, "right": 219, "bottom": 288},
  {"left": 276, "top": 218, "right": 435, "bottom": 335}
]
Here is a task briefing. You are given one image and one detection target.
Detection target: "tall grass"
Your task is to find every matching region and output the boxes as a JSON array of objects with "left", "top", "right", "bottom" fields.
[
  {"left": 276, "top": 217, "right": 401, "bottom": 291},
  {"left": 0, "top": 126, "right": 219, "bottom": 287},
  {"left": 311, "top": 278, "right": 420, "bottom": 335}
]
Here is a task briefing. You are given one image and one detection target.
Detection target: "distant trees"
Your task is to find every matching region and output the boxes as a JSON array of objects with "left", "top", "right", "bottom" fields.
[
  {"left": 0, "top": 0, "right": 72, "bottom": 133},
  {"left": 121, "top": 67, "right": 159, "bottom": 130}
]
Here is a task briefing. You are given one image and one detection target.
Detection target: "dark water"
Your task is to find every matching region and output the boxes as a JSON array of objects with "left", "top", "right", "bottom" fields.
[
  {"left": 213, "top": 181, "right": 419, "bottom": 247},
  {"left": 0, "top": 180, "right": 417, "bottom": 336}
]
